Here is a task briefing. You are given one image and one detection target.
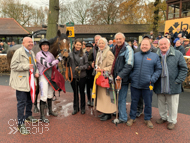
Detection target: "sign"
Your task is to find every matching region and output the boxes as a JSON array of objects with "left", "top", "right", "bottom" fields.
[
  {"left": 165, "top": 17, "right": 190, "bottom": 33},
  {"left": 66, "top": 27, "right": 75, "bottom": 37},
  {"left": 66, "top": 22, "right": 74, "bottom": 27}
]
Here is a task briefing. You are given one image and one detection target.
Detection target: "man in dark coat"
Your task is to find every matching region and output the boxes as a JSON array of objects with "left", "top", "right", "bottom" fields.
[
  {"left": 127, "top": 39, "right": 162, "bottom": 129},
  {"left": 88, "top": 35, "right": 101, "bottom": 106},
  {"left": 174, "top": 40, "right": 185, "bottom": 55},
  {"left": 154, "top": 38, "right": 188, "bottom": 130},
  {"left": 182, "top": 27, "right": 188, "bottom": 37},
  {"left": 134, "top": 35, "right": 157, "bottom": 118},
  {"left": 111, "top": 32, "right": 134, "bottom": 124}
]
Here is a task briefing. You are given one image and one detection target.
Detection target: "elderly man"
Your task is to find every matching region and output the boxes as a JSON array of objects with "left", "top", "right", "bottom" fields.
[
  {"left": 183, "top": 39, "right": 190, "bottom": 49},
  {"left": 127, "top": 39, "right": 162, "bottom": 129},
  {"left": 88, "top": 35, "right": 102, "bottom": 106},
  {"left": 9, "top": 37, "right": 39, "bottom": 135},
  {"left": 154, "top": 38, "right": 188, "bottom": 130},
  {"left": 174, "top": 40, "right": 185, "bottom": 55},
  {"left": 173, "top": 33, "right": 182, "bottom": 44},
  {"left": 174, "top": 28, "right": 181, "bottom": 39},
  {"left": 111, "top": 32, "right": 134, "bottom": 124}
]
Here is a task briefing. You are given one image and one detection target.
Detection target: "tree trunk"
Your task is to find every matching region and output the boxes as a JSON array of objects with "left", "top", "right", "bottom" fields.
[
  {"left": 153, "top": 0, "right": 160, "bottom": 38},
  {"left": 46, "top": 0, "right": 59, "bottom": 40}
]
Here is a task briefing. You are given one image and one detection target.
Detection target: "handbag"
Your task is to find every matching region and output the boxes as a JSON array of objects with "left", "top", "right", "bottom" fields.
[{"left": 96, "top": 70, "right": 110, "bottom": 88}]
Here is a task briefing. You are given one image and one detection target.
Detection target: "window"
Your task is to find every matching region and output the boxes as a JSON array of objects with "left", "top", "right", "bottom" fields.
[
  {"left": 168, "top": 3, "right": 180, "bottom": 19},
  {"left": 182, "top": 1, "right": 190, "bottom": 17}
]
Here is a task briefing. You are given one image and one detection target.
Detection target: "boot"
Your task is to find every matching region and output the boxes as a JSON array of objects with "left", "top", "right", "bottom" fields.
[
  {"left": 40, "top": 100, "right": 49, "bottom": 123},
  {"left": 33, "top": 104, "right": 39, "bottom": 113},
  {"left": 47, "top": 98, "right": 58, "bottom": 117},
  {"left": 100, "top": 114, "right": 111, "bottom": 121}
]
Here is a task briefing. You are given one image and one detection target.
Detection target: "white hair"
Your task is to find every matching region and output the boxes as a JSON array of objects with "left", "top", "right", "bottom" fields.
[
  {"left": 158, "top": 38, "right": 170, "bottom": 45},
  {"left": 114, "top": 32, "right": 125, "bottom": 39},
  {"left": 94, "top": 35, "right": 102, "bottom": 39},
  {"left": 98, "top": 37, "right": 108, "bottom": 48},
  {"left": 176, "top": 40, "right": 182, "bottom": 44}
]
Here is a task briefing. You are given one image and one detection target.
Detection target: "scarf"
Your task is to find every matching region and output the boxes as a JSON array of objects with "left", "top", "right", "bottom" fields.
[
  {"left": 95, "top": 46, "right": 110, "bottom": 66},
  {"left": 160, "top": 49, "right": 170, "bottom": 94},
  {"left": 111, "top": 43, "right": 124, "bottom": 75}
]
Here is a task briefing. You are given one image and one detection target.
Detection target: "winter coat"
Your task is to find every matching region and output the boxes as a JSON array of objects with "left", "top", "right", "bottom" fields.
[
  {"left": 9, "top": 46, "right": 38, "bottom": 92},
  {"left": 174, "top": 31, "right": 182, "bottom": 39},
  {"left": 112, "top": 42, "right": 134, "bottom": 84},
  {"left": 95, "top": 46, "right": 116, "bottom": 113},
  {"left": 130, "top": 50, "right": 162, "bottom": 89},
  {"left": 1, "top": 43, "right": 9, "bottom": 53},
  {"left": 174, "top": 45, "right": 185, "bottom": 55},
  {"left": 154, "top": 46, "right": 188, "bottom": 94},
  {"left": 182, "top": 30, "right": 188, "bottom": 37},
  {"left": 68, "top": 49, "right": 88, "bottom": 79}
]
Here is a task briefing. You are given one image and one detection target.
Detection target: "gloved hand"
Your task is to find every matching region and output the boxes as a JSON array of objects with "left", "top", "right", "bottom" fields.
[
  {"left": 57, "top": 53, "right": 63, "bottom": 61},
  {"left": 58, "top": 56, "right": 63, "bottom": 61}
]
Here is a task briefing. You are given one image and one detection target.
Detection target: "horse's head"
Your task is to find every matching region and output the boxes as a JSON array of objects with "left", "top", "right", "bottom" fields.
[{"left": 49, "top": 30, "right": 70, "bottom": 58}]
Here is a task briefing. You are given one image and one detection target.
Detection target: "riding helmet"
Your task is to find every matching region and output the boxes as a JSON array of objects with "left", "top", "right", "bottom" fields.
[{"left": 39, "top": 38, "right": 50, "bottom": 49}]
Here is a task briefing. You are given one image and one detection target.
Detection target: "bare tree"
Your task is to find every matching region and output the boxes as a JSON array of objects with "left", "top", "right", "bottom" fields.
[{"left": 89, "top": 0, "right": 122, "bottom": 25}]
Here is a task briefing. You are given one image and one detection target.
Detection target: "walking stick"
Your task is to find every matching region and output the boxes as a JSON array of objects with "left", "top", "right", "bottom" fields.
[{"left": 113, "top": 78, "right": 122, "bottom": 126}]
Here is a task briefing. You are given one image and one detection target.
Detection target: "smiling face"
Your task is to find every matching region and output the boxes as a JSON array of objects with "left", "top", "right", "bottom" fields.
[
  {"left": 98, "top": 39, "right": 106, "bottom": 51},
  {"left": 22, "top": 37, "right": 34, "bottom": 51},
  {"left": 159, "top": 38, "right": 170, "bottom": 53},
  {"left": 41, "top": 44, "right": 49, "bottom": 52},
  {"left": 140, "top": 39, "right": 151, "bottom": 52},
  {"left": 115, "top": 34, "right": 125, "bottom": 47},
  {"left": 74, "top": 41, "right": 82, "bottom": 51}
]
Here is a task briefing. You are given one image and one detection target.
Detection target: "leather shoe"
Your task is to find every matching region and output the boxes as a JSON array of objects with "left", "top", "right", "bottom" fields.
[
  {"left": 72, "top": 110, "right": 78, "bottom": 115},
  {"left": 81, "top": 110, "right": 85, "bottom": 114},
  {"left": 100, "top": 114, "right": 111, "bottom": 121},
  {"left": 98, "top": 113, "right": 105, "bottom": 118}
]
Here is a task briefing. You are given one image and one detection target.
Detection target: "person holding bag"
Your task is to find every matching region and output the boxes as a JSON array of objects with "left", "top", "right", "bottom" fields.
[
  {"left": 94, "top": 38, "right": 116, "bottom": 121},
  {"left": 67, "top": 39, "right": 88, "bottom": 115}
]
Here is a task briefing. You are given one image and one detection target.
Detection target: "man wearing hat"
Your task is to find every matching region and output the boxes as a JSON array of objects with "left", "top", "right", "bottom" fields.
[
  {"left": 85, "top": 43, "right": 94, "bottom": 106},
  {"left": 183, "top": 39, "right": 190, "bottom": 49},
  {"left": 152, "top": 40, "right": 158, "bottom": 48}
]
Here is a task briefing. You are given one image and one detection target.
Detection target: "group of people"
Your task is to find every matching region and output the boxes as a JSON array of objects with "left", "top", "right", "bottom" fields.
[
  {"left": 9, "top": 31, "right": 188, "bottom": 135},
  {"left": 0, "top": 41, "right": 16, "bottom": 54}
]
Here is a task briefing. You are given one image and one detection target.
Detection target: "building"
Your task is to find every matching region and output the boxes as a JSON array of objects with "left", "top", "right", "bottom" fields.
[
  {"left": 25, "top": 24, "right": 164, "bottom": 43},
  {"left": 0, "top": 18, "right": 30, "bottom": 44}
]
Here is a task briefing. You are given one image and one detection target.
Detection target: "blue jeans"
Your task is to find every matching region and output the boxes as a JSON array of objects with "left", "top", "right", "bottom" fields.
[
  {"left": 16, "top": 90, "right": 32, "bottom": 125},
  {"left": 130, "top": 86, "right": 153, "bottom": 120},
  {"left": 118, "top": 84, "right": 128, "bottom": 122}
]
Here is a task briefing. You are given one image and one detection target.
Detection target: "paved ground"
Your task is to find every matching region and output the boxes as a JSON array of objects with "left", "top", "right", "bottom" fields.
[{"left": 0, "top": 74, "right": 190, "bottom": 142}]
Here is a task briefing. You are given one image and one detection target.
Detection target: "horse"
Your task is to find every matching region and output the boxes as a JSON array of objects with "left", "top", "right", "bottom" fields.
[{"left": 7, "top": 30, "right": 70, "bottom": 113}]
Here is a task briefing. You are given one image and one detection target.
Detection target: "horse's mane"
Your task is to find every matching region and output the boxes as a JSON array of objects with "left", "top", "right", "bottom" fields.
[{"left": 48, "top": 36, "right": 58, "bottom": 45}]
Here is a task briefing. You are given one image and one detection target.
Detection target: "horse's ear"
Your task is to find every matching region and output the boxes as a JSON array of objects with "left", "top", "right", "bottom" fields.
[
  {"left": 57, "top": 30, "right": 61, "bottom": 37},
  {"left": 66, "top": 30, "right": 69, "bottom": 37}
]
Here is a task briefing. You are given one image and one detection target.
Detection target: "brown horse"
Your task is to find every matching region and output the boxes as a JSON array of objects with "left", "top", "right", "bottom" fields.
[{"left": 7, "top": 30, "right": 70, "bottom": 113}]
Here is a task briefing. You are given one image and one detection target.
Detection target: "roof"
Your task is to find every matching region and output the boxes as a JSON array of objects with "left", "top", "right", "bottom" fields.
[
  {"left": 0, "top": 18, "right": 29, "bottom": 35},
  {"left": 25, "top": 24, "right": 165, "bottom": 35}
]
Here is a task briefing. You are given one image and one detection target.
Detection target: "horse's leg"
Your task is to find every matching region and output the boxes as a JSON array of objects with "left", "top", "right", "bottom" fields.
[{"left": 33, "top": 78, "right": 40, "bottom": 113}]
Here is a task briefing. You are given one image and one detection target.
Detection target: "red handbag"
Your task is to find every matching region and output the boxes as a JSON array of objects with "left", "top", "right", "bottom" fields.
[{"left": 96, "top": 70, "right": 110, "bottom": 88}]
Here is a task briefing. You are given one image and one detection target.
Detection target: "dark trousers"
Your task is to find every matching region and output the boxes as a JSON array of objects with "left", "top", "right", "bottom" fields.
[
  {"left": 86, "top": 76, "right": 93, "bottom": 102},
  {"left": 130, "top": 87, "right": 153, "bottom": 120},
  {"left": 16, "top": 90, "right": 32, "bottom": 125},
  {"left": 137, "top": 96, "right": 144, "bottom": 113},
  {"left": 71, "top": 78, "right": 86, "bottom": 111}
]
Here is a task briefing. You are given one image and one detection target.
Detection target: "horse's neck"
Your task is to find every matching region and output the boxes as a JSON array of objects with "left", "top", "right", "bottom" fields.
[{"left": 49, "top": 45, "right": 58, "bottom": 58}]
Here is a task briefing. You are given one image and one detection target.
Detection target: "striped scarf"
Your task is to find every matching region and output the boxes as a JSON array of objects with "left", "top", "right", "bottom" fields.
[{"left": 161, "top": 50, "right": 170, "bottom": 94}]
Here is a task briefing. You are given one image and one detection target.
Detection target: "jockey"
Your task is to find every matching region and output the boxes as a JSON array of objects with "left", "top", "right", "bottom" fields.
[{"left": 36, "top": 39, "right": 63, "bottom": 123}]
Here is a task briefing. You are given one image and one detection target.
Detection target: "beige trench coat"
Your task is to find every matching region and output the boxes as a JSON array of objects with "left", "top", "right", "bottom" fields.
[
  {"left": 95, "top": 47, "right": 116, "bottom": 113},
  {"left": 9, "top": 46, "right": 38, "bottom": 92}
]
